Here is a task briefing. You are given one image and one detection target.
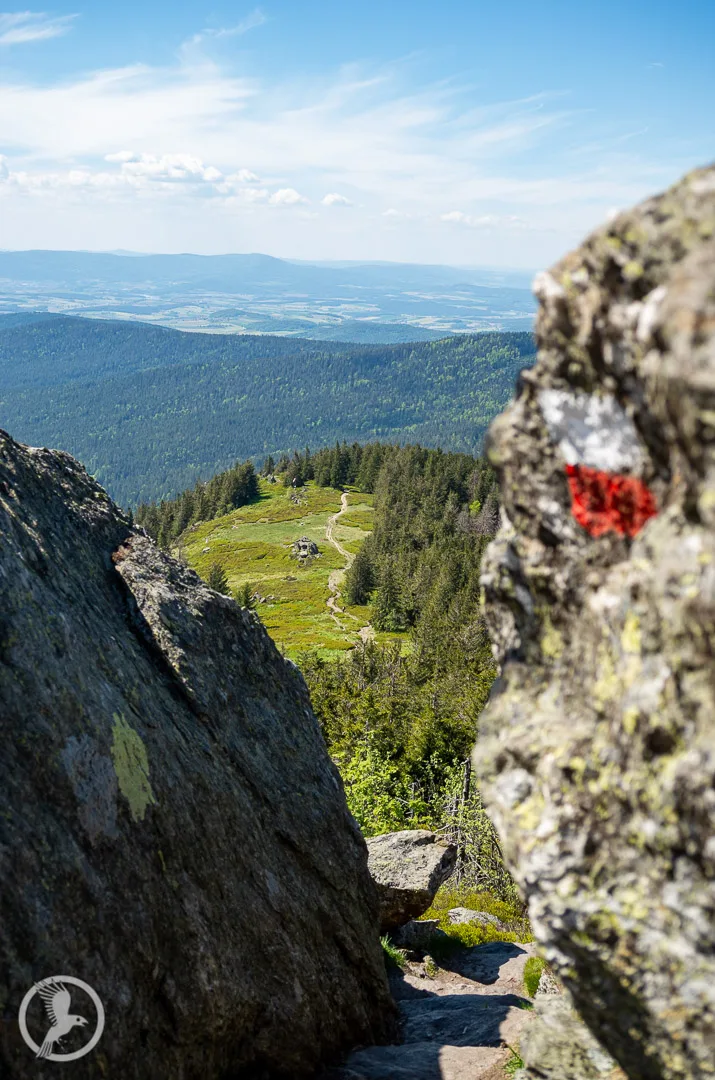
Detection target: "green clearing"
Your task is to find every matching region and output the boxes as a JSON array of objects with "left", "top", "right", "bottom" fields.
[{"left": 178, "top": 480, "right": 402, "bottom": 658}]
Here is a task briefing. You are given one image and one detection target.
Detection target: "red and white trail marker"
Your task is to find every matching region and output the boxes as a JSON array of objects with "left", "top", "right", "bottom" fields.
[{"left": 539, "top": 389, "right": 658, "bottom": 539}]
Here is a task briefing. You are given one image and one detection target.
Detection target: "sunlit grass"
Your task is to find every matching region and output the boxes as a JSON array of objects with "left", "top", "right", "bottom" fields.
[
  {"left": 420, "top": 884, "right": 533, "bottom": 948},
  {"left": 177, "top": 479, "right": 405, "bottom": 658}
]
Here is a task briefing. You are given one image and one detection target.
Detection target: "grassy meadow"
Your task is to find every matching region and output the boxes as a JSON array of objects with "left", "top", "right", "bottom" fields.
[{"left": 177, "top": 479, "right": 402, "bottom": 658}]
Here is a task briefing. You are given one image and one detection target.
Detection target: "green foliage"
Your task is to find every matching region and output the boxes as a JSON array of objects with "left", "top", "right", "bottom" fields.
[
  {"left": 137, "top": 460, "right": 259, "bottom": 547},
  {"left": 335, "top": 739, "right": 431, "bottom": 836},
  {"left": 425, "top": 885, "right": 526, "bottom": 925},
  {"left": 0, "top": 317, "right": 535, "bottom": 505},
  {"left": 205, "top": 562, "right": 231, "bottom": 595},
  {"left": 344, "top": 546, "right": 375, "bottom": 605},
  {"left": 234, "top": 581, "right": 257, "bottom": 609},
  {"left": 504, "top": 1047, "right": 525, "bottom": 1075},
  {"left": 421, "top": 882, "right": 532, "bottom": 948},
  {"left": 523, "top": 956, "right": 546, "bottom": 998},
  {"left": 380, "top": 936, "right": 407, "bottom": 971}
]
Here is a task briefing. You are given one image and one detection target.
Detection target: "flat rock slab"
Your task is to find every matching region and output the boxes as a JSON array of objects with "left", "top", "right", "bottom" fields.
[{"left": 366, "top": 830, "right": 457, "bottom": 930}]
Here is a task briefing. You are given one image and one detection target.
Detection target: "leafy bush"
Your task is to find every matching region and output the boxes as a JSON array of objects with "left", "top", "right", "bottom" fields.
[
  {"left": 335, "top": 740, "right": 431, "bottom": 836},
  {"left": 421, "top": 882, "right": 533, "bottom": 948}
]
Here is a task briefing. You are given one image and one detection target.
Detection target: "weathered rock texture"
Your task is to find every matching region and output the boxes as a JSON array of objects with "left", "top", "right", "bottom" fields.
[
  {"left": 366, "top": 830, "right": 457, "bottom": 931},
  {"left": 0, "top": 430, "right": 395, "bottom": 1078},
  {"left": 514, "top": 996, "right": 626, "bottom": 1080},
  {"left": 474, "top": 163, "right": 715, "bottom": 1080}
]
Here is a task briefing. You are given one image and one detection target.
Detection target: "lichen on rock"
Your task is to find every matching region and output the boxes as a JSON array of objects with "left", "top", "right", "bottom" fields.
[
  {"left": 474, "top": 164, "right": 715, "bottom": 1079},
  {"left": 0, "top": 430, "right": 396, "bottom": 1078}
]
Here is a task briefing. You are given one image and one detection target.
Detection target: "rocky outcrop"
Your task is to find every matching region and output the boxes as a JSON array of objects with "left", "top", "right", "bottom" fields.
[
  {"left": 366, "top": 830, "right": 457, "bottom": 931},
  {"left": 292, "top": 536, "right": 320, "bottom": 559},
  {"left": 474, "top": 163, "right": 715, "bottom": 1079},
  {"left": 0, "top": 430, "right": 395, "bottom": 1078}
]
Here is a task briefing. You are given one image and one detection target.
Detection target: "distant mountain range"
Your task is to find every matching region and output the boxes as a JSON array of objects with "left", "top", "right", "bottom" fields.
[
  {"left": 0, "top": 250, "right": 536, "bottom": 343},
  {"left": 0, "top": 313, "right": 535, "bottom": 505}
]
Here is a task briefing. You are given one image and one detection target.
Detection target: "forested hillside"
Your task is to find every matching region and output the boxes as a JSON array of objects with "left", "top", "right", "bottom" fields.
[
  {"left": 138, "top": 440, "right": 510, "bottom": 895},
  {"left": 0, "top": 315, "right": 535, "bottom": 505}
]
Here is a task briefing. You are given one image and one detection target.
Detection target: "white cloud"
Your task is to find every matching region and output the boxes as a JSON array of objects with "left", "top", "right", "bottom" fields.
[
  {"left": 440, "top": 210, "right": 528, "bottom": 229},
  {"left": 269, "top": 187, "right": 308, "bottom": 205},
  {"left": 0, "top": 11, "right": 77, "bottom": 46},
  {"left": 322, "top": 192, "right": 352, "bottom": 207},
  {"left": 0, "top": 45, "right": 694, "bottom": 263},
  {"left": 228, "top": 168, "right": 260, "bottom": 183},
  {"left": 179, "top": 9, "right": 267, "bottom": 62}
]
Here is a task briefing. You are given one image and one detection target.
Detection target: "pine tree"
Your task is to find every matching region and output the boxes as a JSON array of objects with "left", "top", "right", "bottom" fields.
[
  {"left": 345, "top": 547, "right": 375, "bottom": 605},
  {"left": 372, "top": 564, "right": 405, "bottom": 632},
  {"left": 235, "top": 581, "right": 256, "bottom": 609},
  {"left": 206, "top": 562, "right": 231, "bottom": 595}
]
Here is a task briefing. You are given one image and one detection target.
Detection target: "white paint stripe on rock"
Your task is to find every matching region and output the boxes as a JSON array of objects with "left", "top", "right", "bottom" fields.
[{"left": 539, "top": 389, "right": 645, "bottom": 473}]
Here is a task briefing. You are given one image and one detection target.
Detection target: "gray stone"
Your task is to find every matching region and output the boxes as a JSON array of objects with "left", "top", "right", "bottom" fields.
[
  {"left": 366, "top": 830, "right": 457, "bottom": 931},
  {"left": 392, "top": 919, "right": 445, "bottom": 951},
  {"left": 0, "top": 430, "right": 396, "bottom": 1078},
  {"left": 474, "top": 163, "right": 715, "bottom": 1079},
  {"left": 292, "top": 535, "right": 320, "bottom": 557},
  {"left": 448, "top": 908, "right": 505, "bottom": 930}
]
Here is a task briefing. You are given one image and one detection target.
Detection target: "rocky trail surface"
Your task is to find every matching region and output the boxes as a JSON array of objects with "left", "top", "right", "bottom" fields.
[{"left": 325, "top": 939, "right": 540, "bottom": 1080}]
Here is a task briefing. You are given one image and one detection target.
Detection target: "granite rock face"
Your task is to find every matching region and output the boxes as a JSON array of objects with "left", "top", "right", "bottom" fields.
[
  {"left": 366, "top": 830, "right": 457, "bottom": 931},
  {"left": 474, "top": 164, "right": 715, "bottom": 1079},
  {"left": 0, "top": 430, "right": 395, "bottom": 1078}
]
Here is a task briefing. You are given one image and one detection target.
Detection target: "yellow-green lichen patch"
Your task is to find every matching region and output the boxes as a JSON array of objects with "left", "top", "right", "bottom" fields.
[
  {"left": 111, "top": 713, "right": 157, "bottom": 822},
  {"left": 540, "top": 610, "right": 564, "bottom": 660},
  {"left": 621, "top": 611, "right": 641, "bottom": 655}
]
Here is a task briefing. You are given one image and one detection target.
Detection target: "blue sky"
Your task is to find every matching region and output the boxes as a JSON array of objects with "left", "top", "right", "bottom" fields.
[{"left": 0, "top": 1, "right": 713, "bottom": 268}]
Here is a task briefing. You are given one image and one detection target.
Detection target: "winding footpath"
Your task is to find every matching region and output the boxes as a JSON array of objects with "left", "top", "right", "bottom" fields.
[{"left": 324, "top": 492, "right": 375, "bottom": 642}]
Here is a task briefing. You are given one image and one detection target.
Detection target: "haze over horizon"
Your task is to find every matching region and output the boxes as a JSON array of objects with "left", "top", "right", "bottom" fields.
[{"left": 1, "top": 0, "right": 713, "bottom": 270}]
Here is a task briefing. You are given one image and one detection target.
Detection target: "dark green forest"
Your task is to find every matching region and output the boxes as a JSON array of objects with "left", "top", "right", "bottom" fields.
[{"left": 0, "top": 315, "right": 534, "bottom": 506}]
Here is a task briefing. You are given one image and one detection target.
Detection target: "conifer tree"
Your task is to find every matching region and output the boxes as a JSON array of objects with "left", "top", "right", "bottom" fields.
[
  {"left": 235, "top": 581, "right": 256, "bottom": 609},
  {"left": 206, "top": 562, "right": 231, "bottom": 595},
  {"left": 345, "top": 547, "right": 375, "bottom": 605}
]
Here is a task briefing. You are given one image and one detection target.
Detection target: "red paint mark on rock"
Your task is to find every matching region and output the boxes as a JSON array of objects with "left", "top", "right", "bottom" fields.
[{"left": 565, "top": 464, "right": 658, "bottom": 538}]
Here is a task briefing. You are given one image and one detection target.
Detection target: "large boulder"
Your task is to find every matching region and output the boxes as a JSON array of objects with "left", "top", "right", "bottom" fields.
[
  {"left": 366, "top": 830, "right": 457, "bottom": 931},
  {"left": 474, "top": 163, "right": 715, "bottom": 1079},
  {"left": 0, "top": 431, "right": 396, "bottom": 1078}
]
